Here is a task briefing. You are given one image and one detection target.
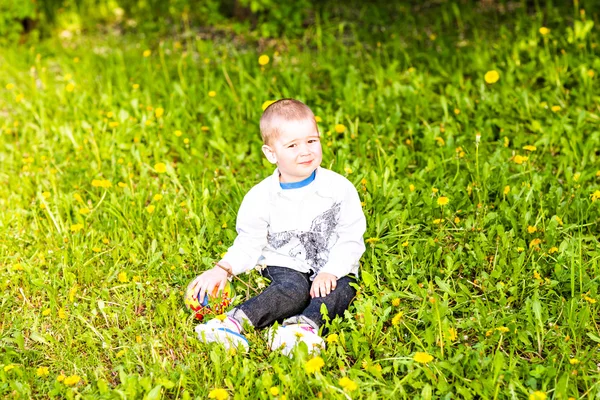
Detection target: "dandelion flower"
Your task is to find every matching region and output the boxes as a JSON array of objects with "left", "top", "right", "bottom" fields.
[
  {"left": 592, "top": 190, "right": 600, "bottom": 202},
  {"left": 523, "top": 145, "right": 537, "bottom": 151},
  {"left": 64, "top": 375, "right": 81, "bottom": 386},
  {"left": 36, "top": 366, "right": 49, "bottom": 376},
  {"left": 527, "top": 226, "right": 537, "bottom": 233},
  {"left": 155, "top": 107, "right": 164, "bottom": 118},
  {"left": 335, "top": 124, "right": 346, "bottom": 133},
  {"left": 484, "top": 70, "right": 500, "bottom": 84},
  {"left": 143, "top": 50, "right": 151, "bottom": 57},
  {"left": 15, "top": 93, "right": 24, "bottom": 103},
  {"left": 208, "top": 90, "right": 217, "bottom": 97},
  {"left": 79, "top": 208, "right": 91, "bottom": 215},
  {"left": 153, "top": 194, "right": 163, "bottom": 201},
  {"left": 409, "top": 184, "right": 415, "bottom": 192},
  {"left": 338, "top": 377, "right": 358, "bottom": 391},
  {"left": 539, "top": 27, "right": 550, "bottom": 35},
  {"left": 551, "top": 105, "right": 561, "bottom": 112},
  {"left": 413, "top": 352, "right": 434, "bottom": 364},
  {"left": 269, "top": 387, "right": 279, "bottom": 396},
  {"left": 146, "top": 205, "right": 155, "bottom": 214},
  {"left": 6, "top": 83, "right": 15, "bottom": 90},
  {"left": 208, "top": 388, "right": 228, "bottom": 400},
  {"left": 513, "top": 155, "right": 528, "bottom": 164},
  {"left": 529, "top": 238, "right": 542, "bottom": 248},
  {"left": 118, "top": 272, "right": 128, "bottom": 283},
  {"left": 392, "top": 298, "right": 401, "bottom": 306},
  {"left": 70, "top": 224, "right": 84, "bottom": 232},
  {"left": 58, "top": 308, "right": 67, "bottom": 319},
  {"left": 433, "top": 218, "right": 443, "bottom": 224},
  {"left": 588, "top": 70, "right": 595, "bottom": 78},
  {"left": 548, "top": 247, "right": 559, "bottom": 254},
  {"left": 258, "top": 55, "right": 270, "bottom": 66},
  {"left": 437, "top": 196, "right": 449, "bottom": 206},
  {"left": 262, "top": 100, "right": 276, "bottom": 111},
  {"left": 174, "top": 130, "right": 182, "bottom": 137},
  {"left": 391, "top": 312, "right": 403, "bottom": 325},
  {"left": 315, "top": 116, "right": 322, "bottom": 122},
  {"left": 66, "top": 83, "right": 75, "bottom": 92},
  {"left": 4, "top": 365, "right": 15, "bottom": 372},
  {"left": 529, "top": 391, "right": 547, "bottom": 400},
  {"left": 503, "top": 185, "right": 510, "bottom": 195},
  {"left": 569, "top": 358, "right": 580, "bottom": 365},
  {"left": 304, "top": 356, "right": 325, "bottom": 374},
  {"left": 154, "top": 163, "right": 167, "bottom": 173},
  {"left": 402, "top": 240, "right": 409, "bottom": 247},
  {"left": 326, "top": 334, "right": 339, "bottom": 344}
]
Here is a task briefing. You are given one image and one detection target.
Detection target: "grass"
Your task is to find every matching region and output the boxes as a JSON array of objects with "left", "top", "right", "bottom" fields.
[{"left": 1, "top": 2, "right": 600, "bottom": 399}]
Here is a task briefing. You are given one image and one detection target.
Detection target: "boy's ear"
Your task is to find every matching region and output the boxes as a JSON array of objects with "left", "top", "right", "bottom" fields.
[{"left": 262, "top": 144, "right": 277, "bottom": 164}]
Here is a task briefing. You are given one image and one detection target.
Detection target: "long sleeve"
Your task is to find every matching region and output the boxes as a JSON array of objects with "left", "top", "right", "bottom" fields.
[
  {"left": 318, "top": 181, "right": 366, "bottom": 278},
  {"left": 220, "top": 186, "right": 269, "bottom": 276}
]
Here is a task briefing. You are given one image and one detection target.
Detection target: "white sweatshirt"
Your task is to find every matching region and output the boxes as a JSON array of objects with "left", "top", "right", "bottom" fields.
[{"left": 221, "top": 167, "right": 366, "bottom": 279}]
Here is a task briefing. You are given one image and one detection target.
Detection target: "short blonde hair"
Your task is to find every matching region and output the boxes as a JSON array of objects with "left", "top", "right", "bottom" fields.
[{"left": 260, "top": 98, "right": 317, "bottom": 144}]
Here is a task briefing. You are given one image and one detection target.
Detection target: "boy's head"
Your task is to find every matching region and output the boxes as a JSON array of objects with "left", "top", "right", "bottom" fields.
[{"left": 260, "top": 99, "right": 322, "bottom": 183}]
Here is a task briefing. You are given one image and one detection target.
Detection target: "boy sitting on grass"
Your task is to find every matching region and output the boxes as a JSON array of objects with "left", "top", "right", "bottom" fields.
[{"left": 187, "top": 98, "right": 366, "bottom": 355}]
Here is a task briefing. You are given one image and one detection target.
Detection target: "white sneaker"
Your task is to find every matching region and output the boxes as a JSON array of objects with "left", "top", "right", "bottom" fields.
[
  {"left": 195, "top": 317, "right": 249, "bottom": 351},
  {"left": 268, "top": 324, "right": 325, "bottom": 356}
]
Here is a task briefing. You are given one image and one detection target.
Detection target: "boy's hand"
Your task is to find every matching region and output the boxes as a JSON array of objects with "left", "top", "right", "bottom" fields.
[
  {"left": 310, "top": 272, "right": 338, "bottom": 298},
  {"left": 187, "top": 263, "right": 230, "bottom": 303}
]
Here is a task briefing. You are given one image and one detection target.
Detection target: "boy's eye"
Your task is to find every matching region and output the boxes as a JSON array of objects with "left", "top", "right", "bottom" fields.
[
  {"left": 288, "top": 144, "right": 296, "bottom": 148},
  {"left": 308, "top": 139, "right": 319, "bottom": 143}
]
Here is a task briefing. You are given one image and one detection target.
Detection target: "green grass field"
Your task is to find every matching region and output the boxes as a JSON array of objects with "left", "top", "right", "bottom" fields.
[{"left": 1, "top": 2, "right": 600, "bottom": 399}]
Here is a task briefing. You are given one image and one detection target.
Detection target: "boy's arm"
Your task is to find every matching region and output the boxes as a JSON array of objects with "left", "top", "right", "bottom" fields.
[
  {"left": 219, "top": 186, "right": 269, "bottom": 275},
  {"left": 318, "top": 182, "right": 366, "bottom": 279}
]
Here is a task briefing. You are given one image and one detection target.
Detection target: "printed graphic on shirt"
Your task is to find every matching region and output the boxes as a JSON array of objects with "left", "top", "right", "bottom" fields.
[{"left": 267, "top": 202, "right": 341, "bottom": 273}]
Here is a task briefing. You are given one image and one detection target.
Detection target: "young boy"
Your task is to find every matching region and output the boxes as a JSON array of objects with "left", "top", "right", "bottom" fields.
[{"left": 187, "top": 98, "right": 366, "bottom": 355}]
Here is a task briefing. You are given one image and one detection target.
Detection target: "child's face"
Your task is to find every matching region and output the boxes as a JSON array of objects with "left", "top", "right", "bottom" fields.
[{"left": 262, "top": 118, "right": 322, "bottom": 183}]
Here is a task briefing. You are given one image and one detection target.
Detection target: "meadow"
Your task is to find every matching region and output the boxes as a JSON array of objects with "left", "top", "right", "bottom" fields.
[{"left": 1, "top": 2, "right": 600, "bottom": 399}]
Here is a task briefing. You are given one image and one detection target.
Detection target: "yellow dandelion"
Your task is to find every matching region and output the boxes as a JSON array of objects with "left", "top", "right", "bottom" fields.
[
  {"left": 208, "top": 388, "right": 229, "bottom": 400},
  {"left": 258, "top": 55, "right": 270, "bottom": 66},
  {"left": 269, "top": 387, "right": 279, "bottom": 396},
  {"left": 335, "top": 124, "right": 346, "bottom": 134},
  {"left": 391, "top": 312, "right": 403, "bottom": 325},
  {"left": 66, "top": 83, "right": 75, "bottom": 92},
  {"left": 454, "top": 216, "right": 460, "bottom": 223},
  {"left": 583, "top": 295, "right": 596, "bottom": 304},
  {"left": 42, "top": 309, "right": 51, "bottom": 316},
  {"left": 392, "top": 298, "right": 401, "bottom": 306},
  {"left": 15, "top": 93, "right": 24, "bottom": 103},
  {"left": 344, "top": 166, "right": 353, "bottom": 174},
  {"left": 132, "top": 83, "right": 140, "bottom": 89},
  {"left": 315, "top": 116, "right": 322, "bottom": 122},
  {"left": 153, "top": 194, "right": 163, "bottom": 201},
  {"left": 539, "top": 27, "right": 550, "bottom": 35},
  {"left": 513, "top": 155, "right": 529, "bottom": 164},
  {"left": 573, "top": 172, "right": 581, "bottom": 182},
  {"left": 548, "top": 247, "right": 559, "bottom": 254},
  {"left": 523, "top": 145, "right": 537, "bottom": 151},
  {"left": 154, "top": 163, "right": 167, "bottom": 173},
  {"left": 413, "top": 352, "right": 434, "bottom": 364},
  {"left": 146, "top": 205, "right": 155, "bottom": 214},
  {"left": 338, "top": 377, "right": 358, "bottom": 391},
  {"left": 6, "top": 83, "right": 15, "bottom": 90},
  {"left": 326, "top": 334, "right": 339, "bottom": 344},
  {"left": 484, "top": 70, "right": 500, "bottom": 84},
  {"left": 529, "top": 391, "right": 547, "bottom": 400},
  {"left": 402, "top": 241, "right": 409, "bottom": 247},
  {"left": 58, "top": 308, "right": 67, "bottom": 319},
  {"left": 36, "top": 366, "right": 49, "bottom": 376},
  {"left": 262, "top": 100, "right": 276, "bottom": 111},
  {"left": 551, "top": 105, "right": 561, "bottom": 112},
  {"left": 63, "top": 375, "right": 81, "bottom": 386},
  {"left": 437, "top": 196, "right": 449, "bottom": 206},
  {"left": 592, "top": 190, "right": 600, "bottom": 202},
  {"left": 118, "top": 272, "right": 128, "bottom": 283},
  {"left": 79, "top": 208, "right": 91, "bottom": 215},
  {"left": 503, "top": 185, "right": 510, "bottom": 195},
  {"left": 448, "top": 327, "right": 457, "bottom": 341},
  {"left": 409, "top": 184, "right": 415, "bottom": 192},
  {"left": 569, "top": 358, "right": 580, "bottom": 365},
  {"left": 517, "top": 247, "right": 524, "bottom": 252},
  {"left": 70, "top": 224, "right": 84, "bottom": 232},
  {"left": 174, "top": 130, "right": 182, "bottom": 137},
  {"left": 201, "top": 126, "right": 210, "bottom": 131},
  {"left": 4, "top": 365, "right": 15, "bottom": 372},
  {"left": 432, "top": 187, "right": 439, "bottom": 193},
  {"left": 143, "top": 50, "right": 151, "bottom": 57},
  {"left": 527, "top": 226, "right": 537, "bottom": 233},
  {"left": 57, "top": 374, "right": 66, "bottom": 382},
  {"left": 208, "top": 90, "right": 217, "bottom": 97},
  {"left": 433, "top": 218, "right": 443, "bottom": 224},
  {"left": 588, "top": 70, "right": 595, "bottom": 78},
  {"left": 454, "top": 108, "right": 460, "bottom": 115},
  {"left": 118, "top": 182, "right": 127, "bottom": 188},
  {"left": 529, "top": 238, "right": 542, "bottom": 248},
  {"left": 92, "top": 247, "right": 101, "bottom": 253},
  {"left": 304, "top": 356, "right": 325, "bottom": 374},
  {"left": 155, "top": 107, "right": 164, "bottom": 118}
]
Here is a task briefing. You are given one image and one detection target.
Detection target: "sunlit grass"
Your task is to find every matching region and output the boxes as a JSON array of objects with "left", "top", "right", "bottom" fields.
[{"left": 1, "top": 3, "right": 599, "bottom": 398}]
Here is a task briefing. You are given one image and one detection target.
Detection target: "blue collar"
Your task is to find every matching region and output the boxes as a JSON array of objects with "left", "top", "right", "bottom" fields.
[{"left": 280, "top": 170, "right": 316, "bottom": 190}]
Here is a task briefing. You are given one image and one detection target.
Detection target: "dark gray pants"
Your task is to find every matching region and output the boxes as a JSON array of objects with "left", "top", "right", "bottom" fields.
[{"left": 233, "top": 266, "right": 357, "bottom": 330}]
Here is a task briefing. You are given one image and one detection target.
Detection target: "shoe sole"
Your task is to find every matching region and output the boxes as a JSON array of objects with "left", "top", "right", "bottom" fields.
[{"left": 195, "top": 325, "right": 249, "bottom": 351}]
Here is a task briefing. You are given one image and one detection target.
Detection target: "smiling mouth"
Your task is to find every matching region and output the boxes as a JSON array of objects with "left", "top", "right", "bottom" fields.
[{"left": 299, "top": 160, "right": 313, "bottom": 165}]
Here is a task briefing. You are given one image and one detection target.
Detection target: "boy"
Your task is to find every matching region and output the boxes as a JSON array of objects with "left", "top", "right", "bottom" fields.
[{"left": 187, "top": 98, "right": 366, "bottom": 355}]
